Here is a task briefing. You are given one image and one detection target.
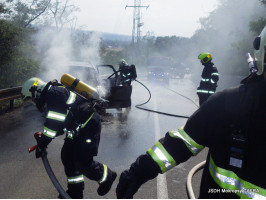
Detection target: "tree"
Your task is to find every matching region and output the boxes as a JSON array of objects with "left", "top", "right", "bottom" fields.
[
  {"left": 188, "top": 0, "right": 266, "bottom": 75},
  {"left": 4, "top": 0, "right": 51, "bottom": 27},
  {"left": 0, "top": 19, "right": 39, "bottom": 88},
  {"left": 48, "top": 0, "right": 79, "bottom": 31},
  {"left": 0, "top": 2, "right": 10, "bottom": 16},
  {"left": 249, "top": 0, "right": 266, "bottom": 35},
  {"left": 3, "top": 0, "right": 79, "bottom": 29}
]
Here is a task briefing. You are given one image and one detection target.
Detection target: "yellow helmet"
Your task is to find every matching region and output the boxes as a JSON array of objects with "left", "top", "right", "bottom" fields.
[
  {"left": 21, "top": 77, "right": 47, "bottom": 102},
  {"left": 198, "top": 52, "right": 212, "bottom": 64},
  {"left": 253, "top": 25, "right": 266, "bottom": 75}
]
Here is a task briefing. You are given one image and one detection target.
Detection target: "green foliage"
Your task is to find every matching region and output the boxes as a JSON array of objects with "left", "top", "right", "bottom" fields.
[
  {"left": 0, "top": 2, "right": 9, "bottom": 15},
  {"left": 3, "top": 0, "right": 51, "bottom": 27},
  {"left": 249, "top": 18, "right": 266, "bottom": 35},
  {"left": 0, "top": 20, "right": 40, "bottom": 89},
  {"left": 249, "top": 0, "right": 266, "bottom": 35},
  {"left": 100, "top": 47, "right": 124, "bottom": 68}
]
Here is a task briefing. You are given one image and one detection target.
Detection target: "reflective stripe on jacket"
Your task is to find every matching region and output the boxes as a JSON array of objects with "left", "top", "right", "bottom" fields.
[
  {"left": 147, "top": 127, "right": 204, "bottom": 173},
  {"left": 197, "top": 63, "right": 219, "bottom": 95},
  {"left": 42, "top": 86, "right": 81, "bottom": 139},
  {"left": 209, "top": 155, "right": 266, "bottom": 198}
]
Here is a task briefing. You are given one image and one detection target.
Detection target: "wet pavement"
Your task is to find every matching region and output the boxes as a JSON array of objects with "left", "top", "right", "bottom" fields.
[{"left": 0, "top": 75, "right": 208, "bottom": 199}]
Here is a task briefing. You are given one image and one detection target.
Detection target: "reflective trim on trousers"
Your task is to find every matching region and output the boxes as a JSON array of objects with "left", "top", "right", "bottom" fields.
[
  {"left": 43, "top": 126, "right": 57, "bottom": 138},
  {"left": 147, "top": 141, "right": 176, "bottom": 173},
  {"left": 209, "top": 155, "right": 266, "bottom": 199},
  {"left": 197, "top": 89, "right": 215, "bottom": 94},
  {"left": 98, "top": 164, "right": 108, "bottom": 183},
  {"left": 67, "top": 175, "right": 84, "bottom": 184},
  {"left": 169, "top": 127, "right": 204, "bottom": 155},
  {"left": 66, "top": 91, "right": 76, "bottom": 104},
  {"left": 46, "top": 111, "right": 66, "bottom": 122}
]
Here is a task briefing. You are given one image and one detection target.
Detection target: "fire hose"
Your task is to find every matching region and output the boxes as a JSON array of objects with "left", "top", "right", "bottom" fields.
[
  {"left": 186, "top": 160, "right": 206, "bottom": 199},
  {"left": 135, "top": 79, "right": 205, "bottom": 198},
  {"left": 28, "top": 133, "right": 71, "bottom": 199}
]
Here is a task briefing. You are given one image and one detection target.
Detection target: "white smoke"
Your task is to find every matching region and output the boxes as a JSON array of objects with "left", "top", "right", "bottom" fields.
[
  {"left": 33, "top": 27, "right": 73, "bottom": 81},
  {"left": 33, "top": 27, "right": 103, "bottom": 83},
  {"left": 78, "top": 31, "right": 102, "bottom": 65}
]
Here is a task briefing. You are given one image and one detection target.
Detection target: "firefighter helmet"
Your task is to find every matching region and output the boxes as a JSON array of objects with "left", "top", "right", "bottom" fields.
[
  {"left": 198, "top": 52, "right": 212, "bottom": 64},
  {"left": 21, "top": 77, "right": 47, "bottom": 102},
  {"left": 119, "top": 59, "right": 128, "bottom": 67},
  {"left": 254, "top": 25, "right": 266, "bottom": 75}
]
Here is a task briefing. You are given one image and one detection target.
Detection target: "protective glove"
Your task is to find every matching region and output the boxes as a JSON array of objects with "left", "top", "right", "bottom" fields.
[
  {"left": 116, "top": 154, "right": 160, "bottom": 198},
  {"left": 116, "top": 170, "right": 145, "bottom": 199},
  {"left": 35, "top": 146, "right": 47, "bottom": 158},
  {"left": 34, "top": 132, "right": 50, "bottom": 159}
]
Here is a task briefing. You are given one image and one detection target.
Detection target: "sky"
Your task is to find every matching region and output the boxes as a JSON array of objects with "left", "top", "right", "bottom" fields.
[{"left": 70, "top": 0, "right": 220, "bottom": 38}]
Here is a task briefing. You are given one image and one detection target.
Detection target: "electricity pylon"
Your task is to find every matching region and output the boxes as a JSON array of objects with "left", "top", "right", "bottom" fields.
[{"left": 125, "top": 0, "right": 149, "bottom": 43}]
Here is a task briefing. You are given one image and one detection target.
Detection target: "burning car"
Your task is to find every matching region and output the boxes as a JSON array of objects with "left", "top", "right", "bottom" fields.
[{"left": 66, "top": 62, "right": 132, "bottom": 117}]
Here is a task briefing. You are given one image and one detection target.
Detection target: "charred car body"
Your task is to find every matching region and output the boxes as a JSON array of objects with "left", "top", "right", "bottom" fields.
[{"left": 66, "top": 62, "right": 135, "bottom": 116}]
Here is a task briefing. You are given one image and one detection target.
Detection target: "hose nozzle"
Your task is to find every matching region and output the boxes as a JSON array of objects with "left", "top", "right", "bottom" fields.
[{"left": 246, "top": 53, "right": 258, "bottom": 73}]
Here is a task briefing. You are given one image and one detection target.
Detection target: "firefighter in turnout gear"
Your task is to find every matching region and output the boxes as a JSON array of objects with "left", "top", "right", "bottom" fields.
[
  {"left": 116, "top": 26, "right": 266, "bottom": 199},
  {"left": 22, "top": 76, "right": 117, "bottom": 199},
  {"left": 197, "top": 53, "right": 219, "bottom": 106},
  {"left": 118, "top": 59, "right": 137, "bottom": 86}
]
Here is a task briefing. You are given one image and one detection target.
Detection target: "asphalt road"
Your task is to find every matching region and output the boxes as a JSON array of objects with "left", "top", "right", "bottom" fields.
[{"left": 0, "top": 75, "right": 208, "bottom": 199}]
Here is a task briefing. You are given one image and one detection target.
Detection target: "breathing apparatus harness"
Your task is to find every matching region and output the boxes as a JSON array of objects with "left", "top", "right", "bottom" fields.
[
  {"left": 227, "top": 53, "right": 260, "bottom": 175},
  {"left": 61, "top": 77, "right": 108, "bottom": 140}
]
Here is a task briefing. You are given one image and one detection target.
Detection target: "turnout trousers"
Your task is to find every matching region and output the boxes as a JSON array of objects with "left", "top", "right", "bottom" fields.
[
  {"left": 197, "top": 93, "right": 212, "bottom": 106},
  {"left": 61, "top": 124, "right": 105, "bottom": 199}
]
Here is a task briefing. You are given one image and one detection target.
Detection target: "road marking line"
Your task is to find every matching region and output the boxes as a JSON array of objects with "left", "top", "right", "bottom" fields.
[{"left": 153, "top": 98, "right": 169, "bottom": 199}]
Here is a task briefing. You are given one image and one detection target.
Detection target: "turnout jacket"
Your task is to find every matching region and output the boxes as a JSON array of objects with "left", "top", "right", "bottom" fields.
[
  {"left": 37, "top": 83, "right": 101, "bottom": 155},
  {"left": 197, "top": 62, "right": 219, "bottom": 95},
  {"left": 119, "top": 64, "right": 137, "bottom": 85},
  {"left": 130, "top": 75, "right": 266, "bottom": 198}
]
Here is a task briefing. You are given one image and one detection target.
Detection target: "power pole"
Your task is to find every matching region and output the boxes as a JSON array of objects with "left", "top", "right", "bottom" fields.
[{"left": 125, "top": 0, "right": 149, "bottom": 44}]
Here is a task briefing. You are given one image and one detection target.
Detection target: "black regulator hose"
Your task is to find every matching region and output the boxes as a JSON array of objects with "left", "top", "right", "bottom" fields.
[{"left": 134, "top": 79, "right": 191, "bottom": 119}]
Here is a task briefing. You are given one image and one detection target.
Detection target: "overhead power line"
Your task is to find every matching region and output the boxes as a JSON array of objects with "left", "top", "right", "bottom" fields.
[{"left": 125, "top": 0, "right": 149, "bottom": 43}]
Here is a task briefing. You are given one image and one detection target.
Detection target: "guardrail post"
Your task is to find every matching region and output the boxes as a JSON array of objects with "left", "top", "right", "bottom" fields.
[
  {"left": 0, "top": 86, "right": 22, "bottom": 112},
  {"left": 10, "top": 99, "right": 14, "bottom": 110}
]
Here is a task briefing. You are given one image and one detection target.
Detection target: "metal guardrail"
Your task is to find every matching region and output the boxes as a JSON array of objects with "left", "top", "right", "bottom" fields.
[{"left": 0, "top": 86, "right": 22, "bottom": 110}]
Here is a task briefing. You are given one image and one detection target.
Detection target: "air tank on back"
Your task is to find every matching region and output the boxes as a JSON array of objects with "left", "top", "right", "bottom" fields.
[{"left": 60, "top": 73, "right": 100, "bottom": 100}]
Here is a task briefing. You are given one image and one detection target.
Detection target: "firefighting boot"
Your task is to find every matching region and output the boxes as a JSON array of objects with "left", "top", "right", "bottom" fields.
[{"left": 97, "top": 168, "right": 117, "bottom": 196}]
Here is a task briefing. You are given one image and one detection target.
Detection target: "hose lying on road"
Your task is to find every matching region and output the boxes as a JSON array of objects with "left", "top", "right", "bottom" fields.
[
  {"left": 186, "top": 160, "right": 206, "bottom": 199},
  {"left": 164, "top": 87, "right": 199, "bottom": 109},
  {"left": 134, "top": 79, "right": 195, "bottom": 118},
  {"left": 42, "top": 154, "right": 71, "bottom": 199}
]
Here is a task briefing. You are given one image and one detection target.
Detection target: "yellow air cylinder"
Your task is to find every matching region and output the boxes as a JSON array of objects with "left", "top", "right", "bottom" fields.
[{"left": 60, "top": 73, "right": 100, "bottom": 100}]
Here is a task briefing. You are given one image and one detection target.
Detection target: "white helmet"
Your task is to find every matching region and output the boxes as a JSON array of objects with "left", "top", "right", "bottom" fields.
[
  {"left": 253, "top": 25, "right": 266, "bottom": 75},
  {"left": 119, "top": 59, "right": 128, "bottom": 66},
  {"left": 21, "top": 77, "right": 47, "bottom": 102}
]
